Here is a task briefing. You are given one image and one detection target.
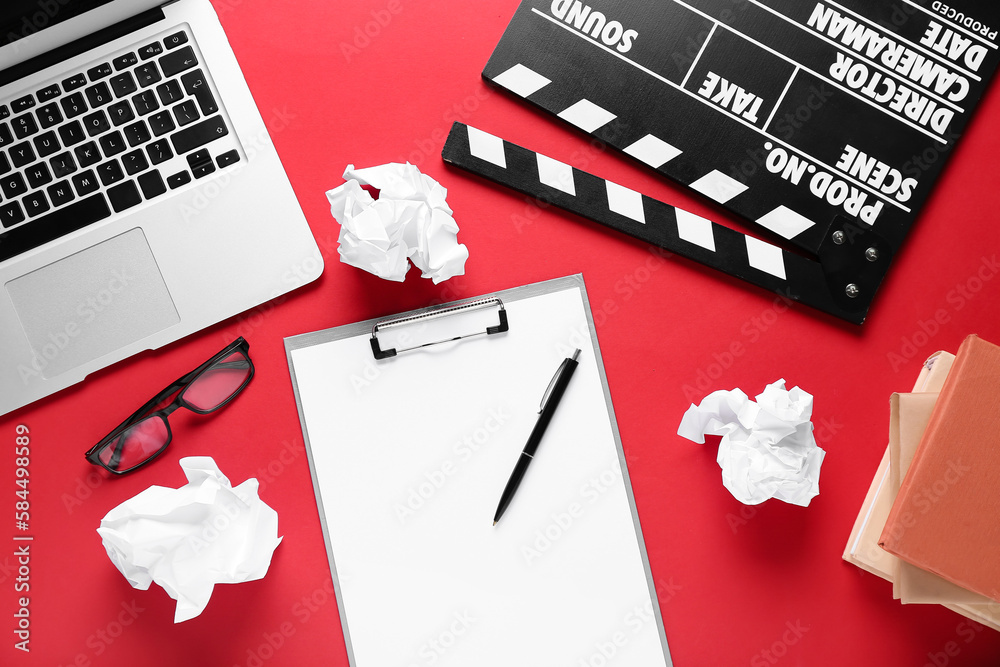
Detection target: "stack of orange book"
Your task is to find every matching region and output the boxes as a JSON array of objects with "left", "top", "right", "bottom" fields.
[{"left": 844, "top": 335, "right": 1000, "bottom": 629}]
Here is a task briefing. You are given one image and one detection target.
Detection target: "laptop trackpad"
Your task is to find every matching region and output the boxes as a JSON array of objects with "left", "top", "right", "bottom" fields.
[{"left": 6, "top": 229, "right": 180, "bottom": 379}]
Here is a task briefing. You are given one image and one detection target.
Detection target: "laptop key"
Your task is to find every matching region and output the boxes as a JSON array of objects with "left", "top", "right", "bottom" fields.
[
  {"left": 173, "top": 100, "right": 199, "bottom": 127},
  {"left": 170, "top": 115, "right": 227, "bottom": 155},
  {"left": 108, "top": 180, "right": 142, "bottom": 212},
  {"left": 149, "top": 111, "right": 175, "bottom": 137},
  {"left": 132, "top": 90, "right": 159, "bottom": 116},
  {"left": 72, "top": 170, "right": 99, "bottom": 196},
  {"left": 62, "top": 73, "right": 87, "bottom": 91},
  {"left": 0, "top": 194, "right": 111, "bottom": 263},
  {"left": 97, "top": 160, "right": 125, "bottom": 186},
  {"left": 37, "top": 85, "right": 61, "bottom": 102},
  {"left": 99, "top": 131, "right": 127, "bottom": 157},
  {"left": 87, "top": 63, "right": 113, "bottom": 81},
  {"left": 85, "top": 82, "right": 112, "bottom": 108},
  {"left": 113, "top": 52, "right": 138, "bottom": 71},
  {"left": 0, "top": 201, "right": 25, "bottom": 228},
  {"left": 12, "top": 114, "right": 38, "bottom": 139},
  {"left": 122, "top": 150, "right": 149, "bottom": 176},
  {"left": 216, "top": 149, "right": 240, "bottom": 169},
  {"left": 186, "top": 148, "right": 215, "bottom": 179},
  {"left": 47, "top": 180, "right": 75, "bottom": 207},
  {"left": 167, "top": 171, "right": 191, "bottom": 189},
  {"left": 160, "top": 46, "right": 198, "bottom": 77},
  {"left": 124, "top": 121, "right": 152, "bottom": 147},
  {"left": 181, "top": 70, "right": 218, "bottom": 116},
  {"left": 26, "top": 164, "right": 52, "bottom": 191},
  {"left": 23, "top": 191, "right": 50, "bottom": 217},
  {"left": 0, "top": 105, "right": 9, "bottom": 119},
  {"left": 11, "top": 96, "right": 35, "bottom": 113},
  {"left": 108, "top": 101, "right": 135, "bottom": 126},
  {"left": 146, "top": 139, "right": 173, "bottom": 165},
  {"left": 25, "top": 163, "right": 53, "bottom": 189},
  {"left": 82, "top": 110, "right": 111, "bottom": 137},
  {"left": 135, "top": 63, "right": 162, "bottom": 88},
  {"left": 139, "top": 42, "right": 163, "bottom": 60},
  {"left": 58, "top": 120, "right": 86, "bottom": 146},
  {"left": 1, "top": 172, "right": 28, "bottom": 198},
  {"left": 10, "top": 143, "right": 35, "bottom": 168},
  {"left": 0, "top": 152, "right": 9, "bottom": 175},
  {"left": 33, "top": 131, "right": 60, "bottom": 158},
  {"left": 0, "top": 123, "right": 12, "bottom": 148},
  {"left": 137, "top": 170, "right": 166, "bottom": 198},
  {"left": 35, "top": 103, "right": 63, "bottom": 128},
  {"left": 50, "top": 152, "right": 77, "bottom": 177},
  {"left": 60, "top": 92, "right": 88, "bottom": 118},
  {"left": 110, "top": 72, "right": 137, "bottom": 98},
  {"left": 156, "top": 79, "right": 183, "bottom": 105},
  {"left": 74, "top": 141, "right": 101, "bottom": 168},
  {"left": 192, "top": 161, "right": 215, "bottom": 179},
  {"left": 164, "top": 31, "right": 188, "bottom": 49}
]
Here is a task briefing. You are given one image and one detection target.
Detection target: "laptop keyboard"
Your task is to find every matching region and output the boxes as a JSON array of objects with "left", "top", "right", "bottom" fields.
[{"left": 0, "top": 28, "right": 242, "bottom": 264}]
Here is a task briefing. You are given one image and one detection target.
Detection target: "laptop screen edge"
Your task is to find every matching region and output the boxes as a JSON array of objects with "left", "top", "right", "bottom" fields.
[{"left": 0, "top": 0, "right": 164, "bottom": 71}]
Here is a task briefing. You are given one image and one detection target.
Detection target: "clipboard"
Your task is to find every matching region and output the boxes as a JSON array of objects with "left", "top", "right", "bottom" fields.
[{"left": 285, "top": 275, "right": 673, "bottom": 667}]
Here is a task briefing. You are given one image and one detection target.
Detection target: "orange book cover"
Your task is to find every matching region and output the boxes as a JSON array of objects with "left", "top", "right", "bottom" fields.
[{"left": 880, "top": 335, "right": 1000, "bottom": 602}]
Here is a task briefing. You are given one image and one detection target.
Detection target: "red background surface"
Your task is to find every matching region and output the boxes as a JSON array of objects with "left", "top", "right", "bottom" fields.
[{"left": 3, "top": 1, "right": 1000, "bottom": 665}]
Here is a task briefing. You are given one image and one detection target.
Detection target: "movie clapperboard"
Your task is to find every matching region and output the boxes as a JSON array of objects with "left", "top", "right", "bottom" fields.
[{"left": 457, "top": 0, "right": 1000, "bottom": 323}]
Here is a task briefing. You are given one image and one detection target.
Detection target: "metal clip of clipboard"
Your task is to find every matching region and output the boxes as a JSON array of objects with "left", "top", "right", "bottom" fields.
[{"left": 370, "top": 297, "right": 509, "bottom": 359}]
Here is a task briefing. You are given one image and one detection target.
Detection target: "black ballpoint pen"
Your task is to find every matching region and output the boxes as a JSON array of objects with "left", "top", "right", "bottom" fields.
[{"left": 493, "top": 348, "right": 581, "bottom": 525}]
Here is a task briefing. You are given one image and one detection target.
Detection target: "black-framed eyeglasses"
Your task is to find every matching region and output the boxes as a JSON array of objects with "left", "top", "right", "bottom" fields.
[{"left": 85, "top": 337, "right": 255, "bottom": 475}]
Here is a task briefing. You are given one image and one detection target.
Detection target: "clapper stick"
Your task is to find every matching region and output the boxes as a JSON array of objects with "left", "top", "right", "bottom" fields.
[{"left": 442, "top": 122, "right": 889, "bottom": 325}]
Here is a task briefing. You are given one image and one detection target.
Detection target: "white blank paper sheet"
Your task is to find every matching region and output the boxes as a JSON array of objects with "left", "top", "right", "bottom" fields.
[{"left": 286, "top": 276, "right": 671, "bottom": 667}]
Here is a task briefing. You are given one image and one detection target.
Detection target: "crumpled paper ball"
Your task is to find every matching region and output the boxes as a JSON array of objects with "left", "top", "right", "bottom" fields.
[
  {"left": 97, "top": 457, "right": 282, "bottom": 622},
  {"left": 326, "top": 162, "right": 469, "bottom": 284},
  {"left": 677, "top": 379, "right": 826, "bottom": 507}
]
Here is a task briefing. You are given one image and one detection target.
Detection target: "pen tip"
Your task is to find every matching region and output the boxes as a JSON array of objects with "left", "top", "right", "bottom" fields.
[
  {"left": 493, "top": 520, "right": 498, "bottom": 526},
  {"left": 572, "top": 348, "right": 581, "bottom": 361}
]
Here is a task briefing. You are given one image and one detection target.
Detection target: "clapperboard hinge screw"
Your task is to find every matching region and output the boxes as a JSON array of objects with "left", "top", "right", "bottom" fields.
[{"left": 845, "top": 284, "right": 860, "bottom": 299}]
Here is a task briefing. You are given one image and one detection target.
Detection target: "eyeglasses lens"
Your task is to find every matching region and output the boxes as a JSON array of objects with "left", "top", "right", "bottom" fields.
[
  {"left": 182, "top": 351, "right": 252, "bottom": 412},
  {"left": 99, "top": 416, "right": 169, "bottom": 471}
]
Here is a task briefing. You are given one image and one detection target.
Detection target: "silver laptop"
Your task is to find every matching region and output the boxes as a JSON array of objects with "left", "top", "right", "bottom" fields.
[{"left": 0, "top": 0, "right": 323, "bottom": 415}]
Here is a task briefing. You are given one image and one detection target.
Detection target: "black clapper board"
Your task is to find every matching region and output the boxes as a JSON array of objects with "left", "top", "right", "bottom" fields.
[{"left": 480, "top": 0, "right": 1000, "bottom": 323}]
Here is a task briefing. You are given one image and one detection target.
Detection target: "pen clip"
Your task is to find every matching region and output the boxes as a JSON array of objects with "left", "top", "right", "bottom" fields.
[
  {"left": 539, "top": 349, "right": 580, "bottom": 412},
  {"left": 539, "top": 362, "right": 565, "bottom": 413}
]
